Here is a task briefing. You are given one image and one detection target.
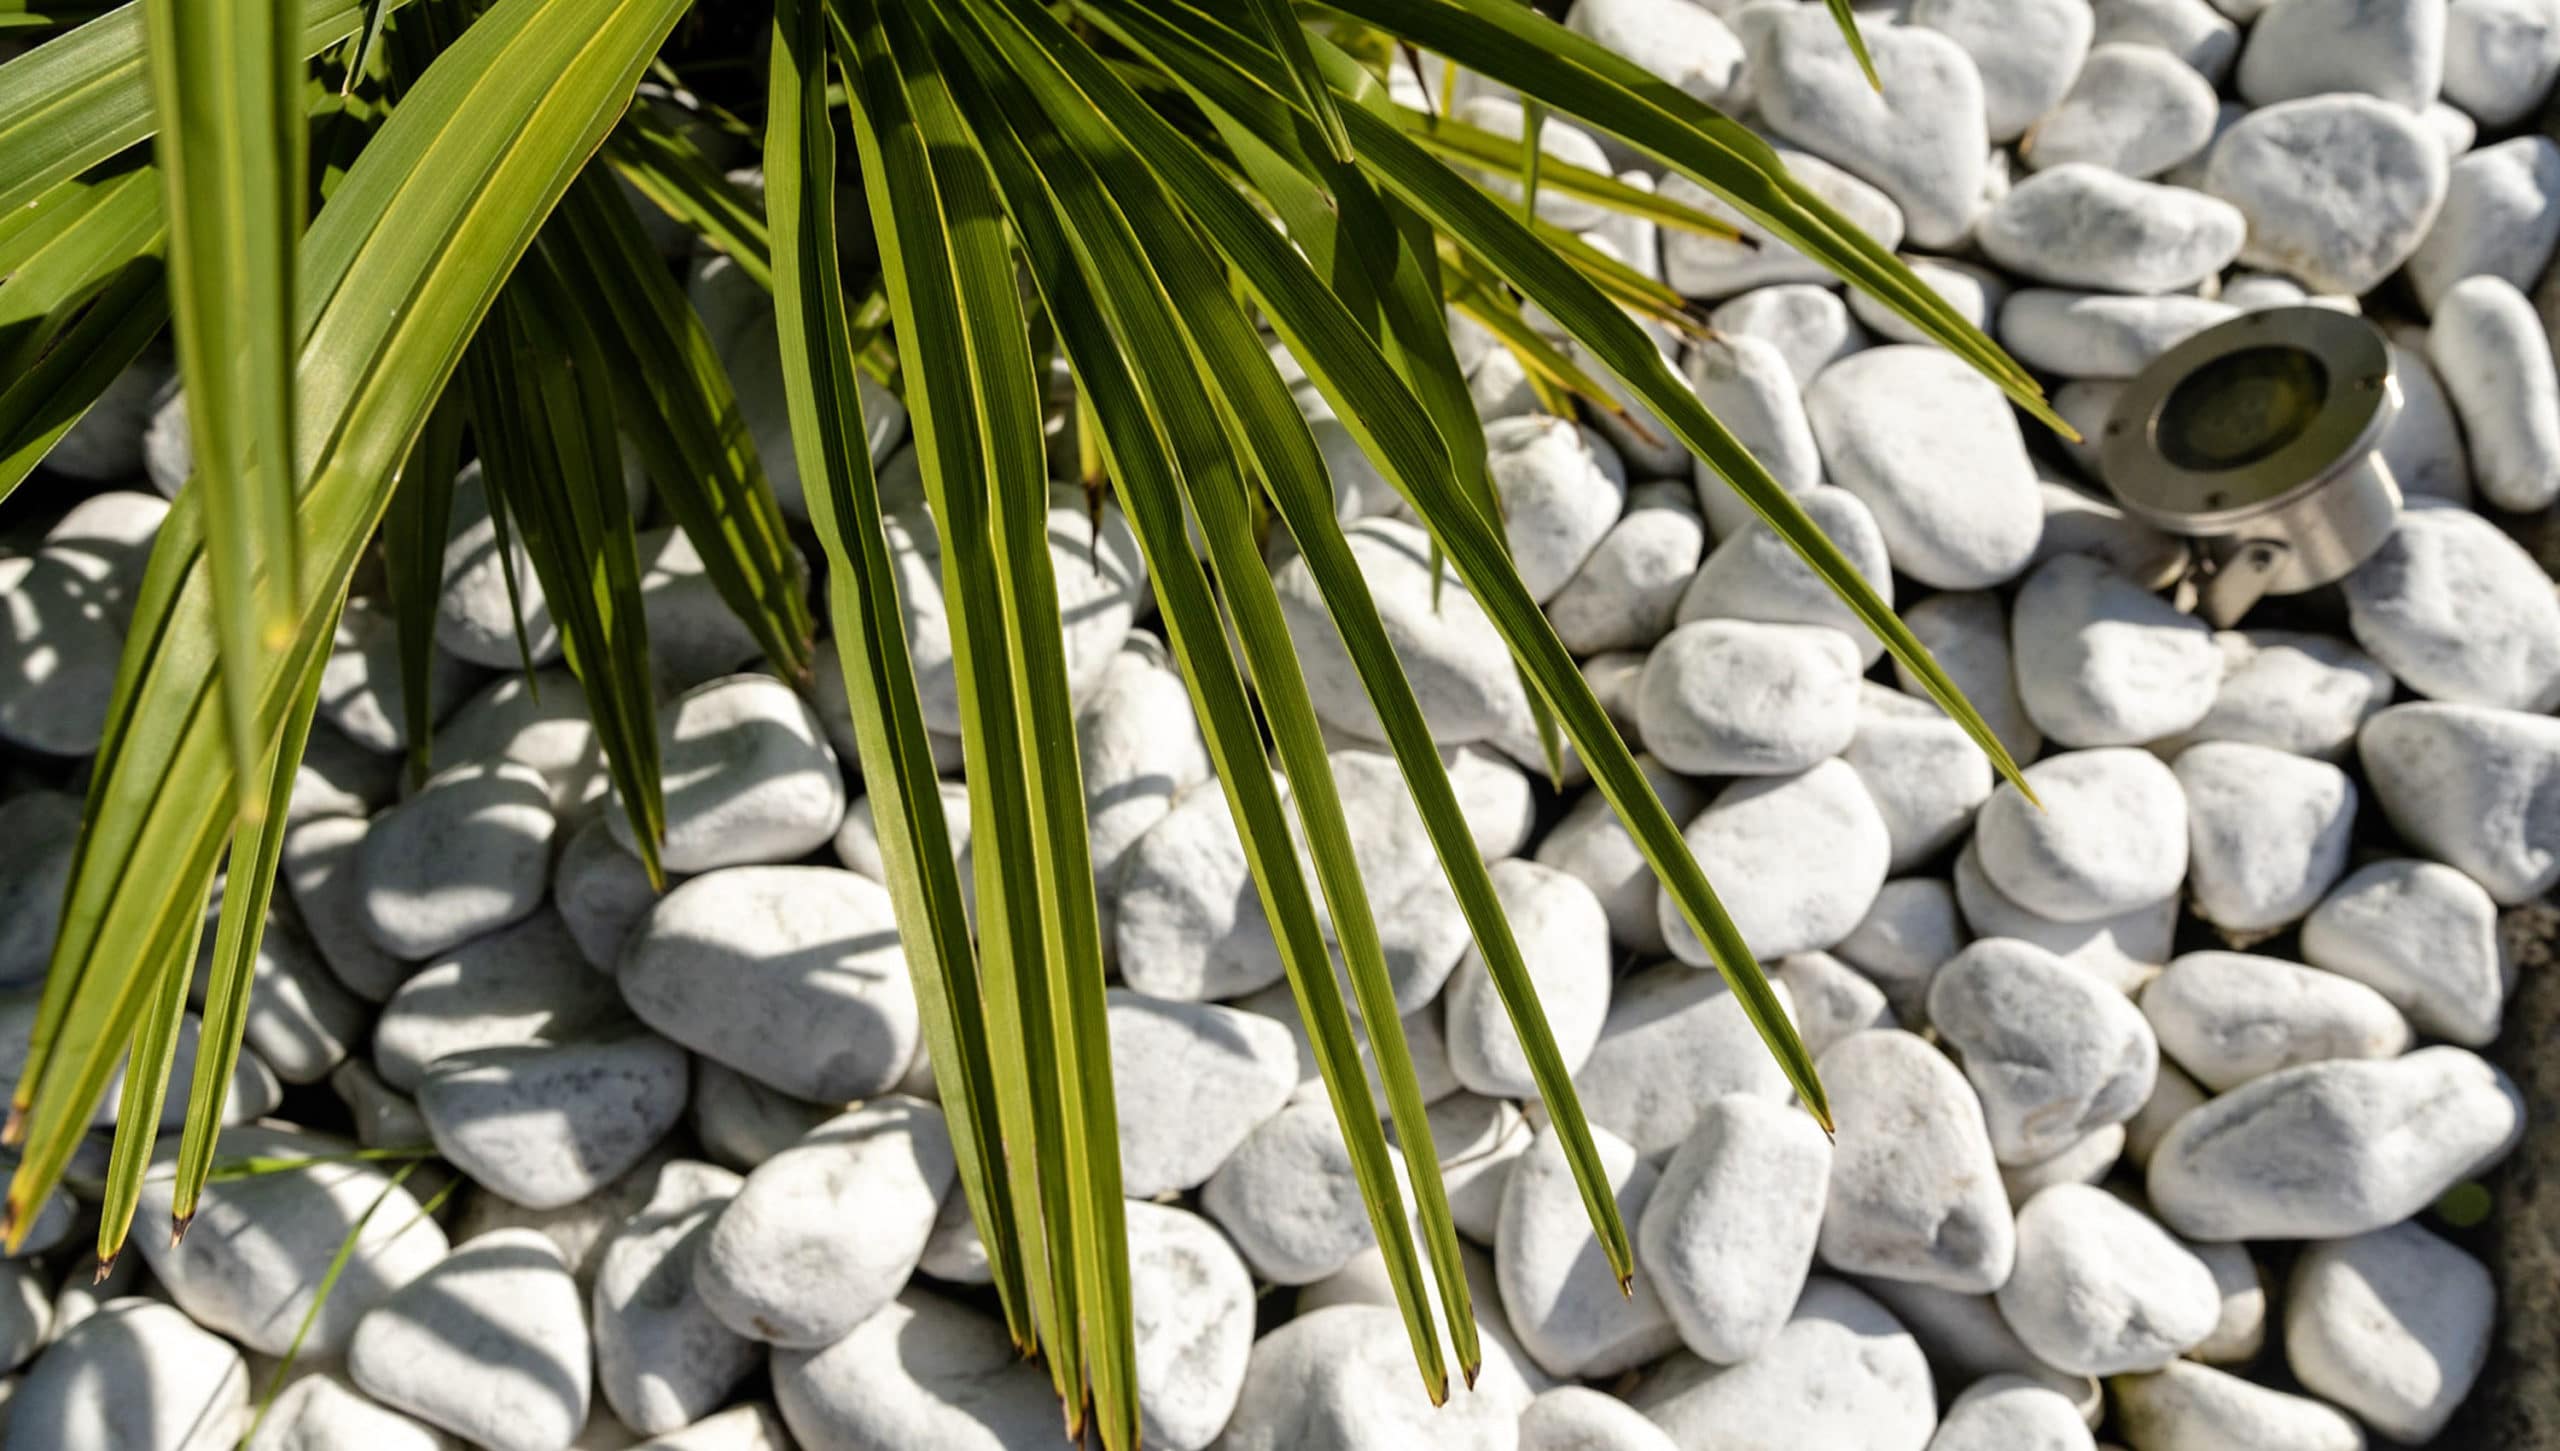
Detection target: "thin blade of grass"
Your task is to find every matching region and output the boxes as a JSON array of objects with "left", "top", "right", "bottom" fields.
[
  {"left": 462, "top": 250, "right": 667, "bottom": 889},
  {"left": 203, "top": 1145, "right": 434, "bottom": 1182},
  {"left": 92, "top": 922, "right": 194, "bottom": 1270},
  {"left": 546, "top": 170, "right": 816, "bottom": 685},
  {"left": 1445, "top": 278, "right": 1635, "bottom": 419},
  {"left": 168, "top": 588, "right": 338, "bottom": 1242},
  {"left": 1525, "top": 210, "right": 1694, "bottom": 327},
  {"left": 4, "top": 0, "right": 694, "bottom": 1247},
  {"left": 338, "top": 0, "right": 394, "bottom": 91},
  {"left": 1246, "top": 0, "right": 1353, "bottom": 164},
  {"left": 1823, "top": 0, "right": 1882, "bottom": 91},
  {"left": 376, "top": 387, "right": 462, "bottom": 787},
  {"left": 604, "top": 106, "right": 772, "bottom": 289},
  {"left": 1387, "top": 106, "right": 1744, "bottom": 241},
  {"left": 1317, "top": 0, "right": 2060, "bottom": 429},
  {"left": 235, "top": 1158, "right": 425, "bottom": 1446},
  {"left": 764, "top": 0, "right": 1028, "bottom": 1340},
  {"left": 142, "top": 0, "right": 305, "bottom": 825}
]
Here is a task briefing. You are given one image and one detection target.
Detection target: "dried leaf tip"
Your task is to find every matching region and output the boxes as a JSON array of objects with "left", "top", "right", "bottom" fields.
[
  {"left": 171, "top": 1213, "right": 195, "bottom": 1248},
  {"left": 92, "top": 1252, "right": 116, "bottom": 1284},
  {"left": 1618, "top": 1270, "right": 1636, "bottom": 1299},
  {"left": 1461, "top": 1358, "right": 1481, "bottom": 1391},
  {"left": 1424, "top": 1371, "right": 1450, "bottom": 1408}
]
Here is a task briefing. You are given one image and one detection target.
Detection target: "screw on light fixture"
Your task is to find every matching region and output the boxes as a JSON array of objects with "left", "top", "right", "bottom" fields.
[{"left": 2100, "top": 306, "right": 2404, "bottom": 627}]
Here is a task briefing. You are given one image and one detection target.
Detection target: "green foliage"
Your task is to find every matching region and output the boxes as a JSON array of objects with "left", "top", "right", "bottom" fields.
[{"left": 0, "top": 0, "right": 2057, "bottom": 1440}]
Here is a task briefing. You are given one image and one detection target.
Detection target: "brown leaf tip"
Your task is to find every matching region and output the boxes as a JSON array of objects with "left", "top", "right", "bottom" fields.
[
  {"left": 92, "top": 1252, "right": 117, "bottom": 1284},
  {"left": 171, "top": 1213, "right": 195, "bottom": 1248}
]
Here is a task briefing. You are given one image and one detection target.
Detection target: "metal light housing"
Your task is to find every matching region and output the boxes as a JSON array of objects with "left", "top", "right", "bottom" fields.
[{"left": 2101, "top": 305, "right": 2403, "bottom": 626}]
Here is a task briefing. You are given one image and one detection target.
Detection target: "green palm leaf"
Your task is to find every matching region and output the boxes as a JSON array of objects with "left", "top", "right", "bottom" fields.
[
  {"left": 1246, "top": 0, "right": 1354, "bottom": 164},
  {"left": 0, "top": 0, "right": 415, "bottom": 222},
  {"left": 462, "top": 247, "right": 668, "bottom": 886},
  {"left": 0, "top": 165, "right": 167, "bottom": 503},
  {"left": 168, "top": 597, "right": 336, "bottom": 1239},
  {"left": 763, "top": 0, "right": 1030, "bottom": 1343},
  {"left": 4, "top": 0, "right": 694, "bottom": 1250},
  {"left": 143, "top": 0, "right": 307, "bottom": 820},
  {"left": 377, "top": 391, "right": 463, "bottom": 785},
  {"left": 943, "top": 0, "right": 1474, "bottom": 1393},
  {"left": 604, "top": 107, "right": 772, "bottom": 288},
  {"left": 0, "top": 0, "right": 2076, "bottom": 1428},
  {"left": 1325, "top": 0, "right": 2059, "bottom": 430},
  {"left": 545, "top": 169, "right": 816, "bottom": 686},
  {"left": 833, "top": 0, "right": 1134, "bottom": 1438}
]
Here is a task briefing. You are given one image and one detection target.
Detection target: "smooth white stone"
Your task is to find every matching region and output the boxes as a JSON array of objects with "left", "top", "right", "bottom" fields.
[
  {"left": 1743, "top": 8, "right": 1990, "bottom": 247},
  {"left": 2147, "top": 1046, "right": 2523, "bottom": 1240},
  {"left": 2301, "top": 857, "right": 2507, "bottom": 1045},
  {"left": 1977, "top": 164, "right": 2246, "bottom": 293},
  {"left": 1805, "top": 346, "right": 2043, "bottom": 591},
  {"left": 2427, "top": 275, "right": 2560, "bottom": 510},
  {"left": 1975, "top": 748, "right": 2189, "bottom": 923},
  {"left": 1928, "top": 938, "right": 2158, "bottom": 1166},
  {"left": 621, "top": 865, "right": 920, "bottom": 1100},
  {"left": 1659, "top": 760, "right": 1890, "bottom": 965},
  {"left": 2408, "top": 136, "right": 2560, "bottom": 311},
  {"left": 2023, "top": 44, "right": 2219, "bottom": 179},
  {"left": 2173, "top": 742, "right": 2358, "bottom": 932},
  {"left": 1817, "top": 1029, "right": 2017, "bottom": 1294},
  {"left": 2236, "top": 0, "right": 2448, "bottom": 110},
  {"left": 2285, "top": 1220, "right": 2494, "bottom": 1444},
  {"left": 2360, "top": 701, "right": 2560, "bottom": 903},
  {"left": 1995, "top": 1184, "right": 2219, "bottom": 1374},
  {"left": 1678, "top": 485, "right": 1892, "bottom": 665},
  {"left": 1637, "top": 1095, "right": 1832, "bottom": 1364},
  {"left": 2142, "top": 951, "right": 2413, "bottom": 1092},
  {"left": 2204, "top": 94, "right": 2450, "bottom": 294},
  {"left": 2010, "top": 554, "right": 2219, "bottom": 748}
]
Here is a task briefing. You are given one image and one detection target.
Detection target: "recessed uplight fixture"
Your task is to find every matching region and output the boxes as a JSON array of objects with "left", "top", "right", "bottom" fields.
[{"left": 2101, "top": 306, "right": 2403, "bottom": 627}]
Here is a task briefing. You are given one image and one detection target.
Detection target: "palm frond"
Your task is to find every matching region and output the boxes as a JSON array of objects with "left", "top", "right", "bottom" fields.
[
  {"left": 763, "top": 0, "right": 1031, "bottom": 1342},
  {"left": 143, "top": 0, "right": 306, "bottom": 818},
  {"left": 0, "top": 0, "right": 412, "bottom": 216},
  {"left": 3, "top": 0, "right": 696, "bottom": 1251},
  {"left": 0, "top": 0, "right": 2075, "bottom": 1426},
  {"left": 462, "top": 247, "right": 669, "bottom": 887}
]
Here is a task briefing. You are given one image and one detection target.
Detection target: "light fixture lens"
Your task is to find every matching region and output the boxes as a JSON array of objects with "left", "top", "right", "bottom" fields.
[{"left": 2155, "top": 343, "right": 2329, "bottom": 480}]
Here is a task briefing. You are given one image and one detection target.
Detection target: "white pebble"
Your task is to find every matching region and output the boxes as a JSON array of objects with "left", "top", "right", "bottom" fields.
[
  {"left": 2173, "top": 742, "right": 2357, "bottom": 933},
  {"left": 2428, "top": 275, "right": 2560, "bottom": 510}
]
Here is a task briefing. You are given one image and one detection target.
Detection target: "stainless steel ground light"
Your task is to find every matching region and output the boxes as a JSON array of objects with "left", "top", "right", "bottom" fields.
[{"left": 2101, "top": 306, "right": 2404, "bottom": 627}]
